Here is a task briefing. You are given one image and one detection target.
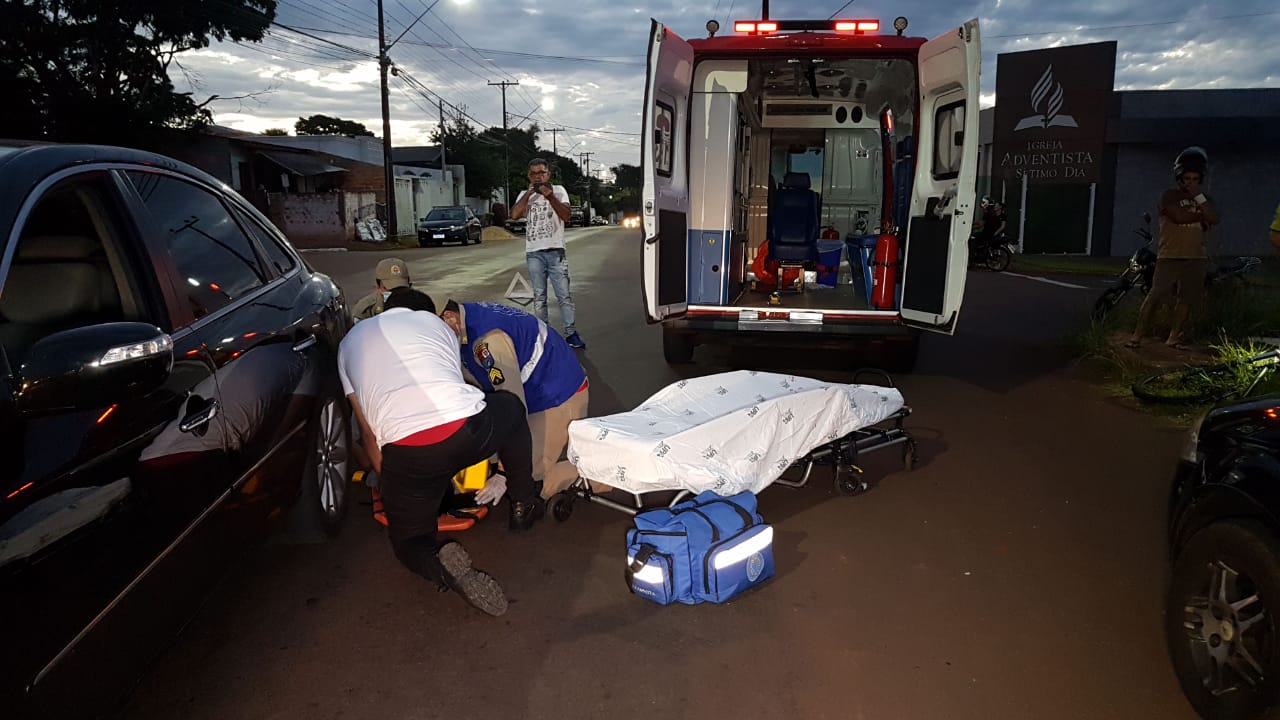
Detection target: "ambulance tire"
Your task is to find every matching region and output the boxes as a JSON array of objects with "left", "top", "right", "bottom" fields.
[
  {"left": 662, "top": 328, "right": 695, "bottom": 364},
  {"left": 887, "top": 334, "right": 920, "bottom": 374}
]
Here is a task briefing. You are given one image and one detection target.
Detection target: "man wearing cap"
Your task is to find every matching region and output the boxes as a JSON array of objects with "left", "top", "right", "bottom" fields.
[
  {"left": 438, "top": 299, "right": 607, "bottom": 500},
  {"left": 351, "top": 257, "right": 411, "bottom": 322}
]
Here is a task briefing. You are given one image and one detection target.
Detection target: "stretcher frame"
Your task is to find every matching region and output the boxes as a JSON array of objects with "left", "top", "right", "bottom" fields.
[{"left": 548, "top": 369, "right": 917, "bottom": 521}]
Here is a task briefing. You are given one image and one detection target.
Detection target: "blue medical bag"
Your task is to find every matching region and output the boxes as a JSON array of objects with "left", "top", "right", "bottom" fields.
[{"left": 625, "top": 490, "right": 775, "bottom": 605}]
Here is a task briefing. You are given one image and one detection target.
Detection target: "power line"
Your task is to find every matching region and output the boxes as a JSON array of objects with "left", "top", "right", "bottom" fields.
[
  {"left": 827, "top": 0, "right": 857, "bottom": 21},
  {"left": 278, "top": 24, "right": 644, "bottom": 64}
]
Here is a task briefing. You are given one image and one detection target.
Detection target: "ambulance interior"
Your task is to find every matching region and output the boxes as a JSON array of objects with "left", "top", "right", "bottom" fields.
[{"left": 689, "top": 55, "right": 919, "bottom": 312}]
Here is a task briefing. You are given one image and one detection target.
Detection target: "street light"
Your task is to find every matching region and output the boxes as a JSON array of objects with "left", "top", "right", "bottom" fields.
[{"left": 378, "top": 0, "right": 470, "bottom": 238}]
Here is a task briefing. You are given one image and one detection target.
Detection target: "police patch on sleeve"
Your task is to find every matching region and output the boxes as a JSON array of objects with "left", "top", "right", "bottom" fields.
[{"left": 475, "top": 343, "right": 494, "bottom": 368}]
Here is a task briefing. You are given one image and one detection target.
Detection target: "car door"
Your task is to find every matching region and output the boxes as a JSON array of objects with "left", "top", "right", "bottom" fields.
[
  {"left": 899, "top": 19, "right": 981, "bottom": 334},
  {"left": 0, "top": 168, "right": 234, "bottom": 716},
  {"left": 120, "top": 170, "right": 344, "bottom": 536},
  {"left": 641, "top": 18, "right": 694, "bottom": 323}
]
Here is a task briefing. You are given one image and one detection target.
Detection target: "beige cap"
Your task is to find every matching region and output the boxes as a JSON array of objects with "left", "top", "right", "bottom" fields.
[{"left": 375, "top": 258, "right": 410, "bottom": 289}]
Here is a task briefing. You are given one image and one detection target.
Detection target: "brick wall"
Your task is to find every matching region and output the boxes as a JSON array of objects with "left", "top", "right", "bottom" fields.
[
  {"left": 265, "top": 193, "right": 345, "bottom": 249},
  {"left": 336, "top": 158, "right": 387, "bottom": 201}
]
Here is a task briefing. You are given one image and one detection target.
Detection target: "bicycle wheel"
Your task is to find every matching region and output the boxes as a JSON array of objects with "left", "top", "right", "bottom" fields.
[
  {"left": 987, "top": 246, "right": 1012, "bottom": 272},
  {"left": 1092, "top": 287, "right": 1127, "bottom": 322},
  {"left": 1132, "top": 363, "right": 1235, "bottom": 405}
]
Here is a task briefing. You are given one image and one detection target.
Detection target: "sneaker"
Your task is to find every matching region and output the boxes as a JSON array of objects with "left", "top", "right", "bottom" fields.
[
  {"left": 437, "top": 542, "right": 508, "bottom": 616},
  {"left": 565, "top": 332, "right": 586, "bottom": 349}
]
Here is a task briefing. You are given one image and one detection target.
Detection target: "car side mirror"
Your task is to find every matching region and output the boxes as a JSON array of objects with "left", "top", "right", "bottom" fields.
[{"left": 16, "top": 323, "right": 174, "bottom": 415}]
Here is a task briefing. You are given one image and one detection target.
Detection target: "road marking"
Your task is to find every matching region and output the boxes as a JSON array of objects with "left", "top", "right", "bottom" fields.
[{"left": 1003, "top": 272, "right": 1090, "bottom": 290}]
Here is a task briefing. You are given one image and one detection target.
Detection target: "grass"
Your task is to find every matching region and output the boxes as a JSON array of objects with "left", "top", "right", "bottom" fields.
[{"left": 1068, "top": 279, "right": 1280, "bottom": 418}]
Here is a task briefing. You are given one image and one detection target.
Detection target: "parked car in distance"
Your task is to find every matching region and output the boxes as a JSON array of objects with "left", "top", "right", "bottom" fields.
[
  {"left": 568, "top": 207, "right": 586, "bottom": 227},
  {"left": 505, "top": 216, "right": 527, "bottom": 235},
  {"left": 1166, "top": 394, "right": 1280, "bottom": 720},
  {"left": 417, "top": 206, "right": 482, "bottom": 246},
  {"left": 0, "top": 140, "right": 354, "bottom": 719},
  {"left": 591, "top": 216, "right": 609, "bottom": 226}
]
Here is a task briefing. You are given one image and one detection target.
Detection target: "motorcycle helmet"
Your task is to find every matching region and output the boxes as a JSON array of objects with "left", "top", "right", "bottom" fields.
[{"left": 1173, "top": 146, "right": 1208, "bottom": 182}]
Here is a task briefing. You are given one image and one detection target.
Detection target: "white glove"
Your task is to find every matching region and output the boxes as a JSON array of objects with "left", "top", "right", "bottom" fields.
[{"left": 474, "top": 473, "right": 507, "bottom": 505}]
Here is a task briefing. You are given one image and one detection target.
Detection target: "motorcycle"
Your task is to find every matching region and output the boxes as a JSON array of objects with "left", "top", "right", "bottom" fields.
[
  {"left": 969, "top": 230, "right": 1014, "bottom": 272},
  {"left": 1091, "top": 212, "right": 1262, "bottom": 322}
]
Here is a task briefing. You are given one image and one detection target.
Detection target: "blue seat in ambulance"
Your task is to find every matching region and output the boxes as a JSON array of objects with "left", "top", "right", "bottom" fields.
[{"left": 767, "top": 172, "right": 820, "bottom": 263}]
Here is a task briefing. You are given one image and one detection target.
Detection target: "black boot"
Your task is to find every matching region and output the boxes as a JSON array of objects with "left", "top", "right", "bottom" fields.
[
  {"left": 435, "top": 541, "right": 508, "bottom": 616},
  {"left": 509, "top": 497, "right": 545, "bottom": 531}
]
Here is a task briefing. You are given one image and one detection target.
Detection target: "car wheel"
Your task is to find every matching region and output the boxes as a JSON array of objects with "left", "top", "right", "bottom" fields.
[
  {"left": 303, "top": 396, "right": 351, "bottom": 537},
  {"left": 1166, "top": 520, "right": 1280, "bottom": 720}
]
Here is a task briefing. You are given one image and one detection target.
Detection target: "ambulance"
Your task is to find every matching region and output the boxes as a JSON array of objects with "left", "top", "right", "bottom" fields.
[{"left": 640, "top": 14, "right": 981, "bottom": 370}]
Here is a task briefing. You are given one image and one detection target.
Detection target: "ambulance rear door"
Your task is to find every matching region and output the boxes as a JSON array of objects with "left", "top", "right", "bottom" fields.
[
  {"left": 899, "top": 19, "right": 981, "bottom": 334},
  {"left": 641, "top": 19, "right": 694, "bottom": 323}
]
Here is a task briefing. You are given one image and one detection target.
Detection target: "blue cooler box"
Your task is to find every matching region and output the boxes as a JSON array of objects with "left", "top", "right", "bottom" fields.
[
  {"left": 845, "top": 235, "right": 877, "bottom": 301},
  {"left": 816, "top": 239, "right": 843, "bottom": 287}
]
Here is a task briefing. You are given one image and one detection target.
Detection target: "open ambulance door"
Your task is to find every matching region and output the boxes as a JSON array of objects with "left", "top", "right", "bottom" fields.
[
  {"left": 899, "top": 19, "right": 981, "bottom": 334},
  {"left": 641, "top": 20, "right": 693, "bottom": 323}
]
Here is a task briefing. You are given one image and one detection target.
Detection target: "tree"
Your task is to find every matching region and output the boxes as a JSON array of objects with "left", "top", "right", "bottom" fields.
[
  {"left": 613, "top": 163, "right": 641, "bottom": 191},
  {"left": 295, "top": 114, "right": 375, "bottom": 137},
  {"left": 262, "top": 127, "right": 289, "bottom": 136},
  {"left": 1, "top": 0, "right": 276, "bottom": 145}
]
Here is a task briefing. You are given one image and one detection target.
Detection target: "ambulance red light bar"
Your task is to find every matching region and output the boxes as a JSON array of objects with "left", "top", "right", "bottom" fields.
[
  {"left": 834, "top": 20, "right": 880, "bottom": 33},
  {"left": 733, "top": 19, "right": 880, "bottom": 34},
  {"left": 734, "top": 21, "right": 778, "bottom": 33}
]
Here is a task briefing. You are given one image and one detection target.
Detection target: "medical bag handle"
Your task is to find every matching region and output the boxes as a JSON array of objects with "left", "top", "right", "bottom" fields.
[{"left": 627, "top": 544, "right": 658, "bottom": 576}]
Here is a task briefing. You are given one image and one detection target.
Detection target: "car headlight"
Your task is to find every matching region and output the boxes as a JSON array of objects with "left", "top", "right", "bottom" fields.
[{"left": 1182, "top": 411, "right": 1207, "bottom": 463}]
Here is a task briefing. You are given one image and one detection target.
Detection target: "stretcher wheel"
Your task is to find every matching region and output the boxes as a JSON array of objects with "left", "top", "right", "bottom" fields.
[
  {"left": 835, "top": 467, "right": 869, "bottom": 496},
  {"left": 550, "top": 494, "right": 575, "bottom": 522}
]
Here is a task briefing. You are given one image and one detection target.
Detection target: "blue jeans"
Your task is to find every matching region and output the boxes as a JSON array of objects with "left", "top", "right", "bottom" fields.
[{"left": 526, "top": 249, "right": 576, "bottom": 335}]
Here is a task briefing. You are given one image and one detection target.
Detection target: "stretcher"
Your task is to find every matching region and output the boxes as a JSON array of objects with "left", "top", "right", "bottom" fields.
[{"left": 549, "top": 369, "right": 916, "bottom": 521}]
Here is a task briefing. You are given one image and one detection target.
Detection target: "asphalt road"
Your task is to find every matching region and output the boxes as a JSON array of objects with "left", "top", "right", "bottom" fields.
[{"left": 122, "top": 226, "right": 1196, "bottom": 720}]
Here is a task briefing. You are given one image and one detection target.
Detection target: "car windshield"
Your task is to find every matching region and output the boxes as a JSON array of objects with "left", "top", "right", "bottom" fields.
[{"left": 426, "top": 209, "right": 465, "bottom": 222}]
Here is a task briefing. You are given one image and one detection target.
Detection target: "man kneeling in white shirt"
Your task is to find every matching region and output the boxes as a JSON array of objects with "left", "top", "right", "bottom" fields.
[{"left": 338, "top": 287, "right": 545, "bottom": 616}]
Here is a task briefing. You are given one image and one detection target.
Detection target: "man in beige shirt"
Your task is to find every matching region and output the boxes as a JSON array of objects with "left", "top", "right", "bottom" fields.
[{"left": 1128, "top": 149, "right": 1221, "bottom": 350}]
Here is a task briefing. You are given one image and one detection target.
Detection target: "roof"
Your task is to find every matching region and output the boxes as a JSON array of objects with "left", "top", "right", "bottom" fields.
[
  {"left": 392, "top": 146, "right": 443, "bottom": 166},
  {"left": 257, "top": 150, "right": 347, "bottom": 176}
]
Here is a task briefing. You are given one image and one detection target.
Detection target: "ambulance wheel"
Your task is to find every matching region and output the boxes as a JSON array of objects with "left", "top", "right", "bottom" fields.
[
  {"left": 551, "top": 494, "right": 575, "bottom": 522},
  {"left": 663, "top": 328, "right": 695, "bottom": 364},
  {"left": 887, "top": 334, "right": 920, "bottom": 373}
]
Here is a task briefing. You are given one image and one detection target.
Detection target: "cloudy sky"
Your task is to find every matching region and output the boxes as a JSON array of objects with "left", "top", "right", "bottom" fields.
[{"left": 173, "top": 0, "right": 1280, "bottom": 174}]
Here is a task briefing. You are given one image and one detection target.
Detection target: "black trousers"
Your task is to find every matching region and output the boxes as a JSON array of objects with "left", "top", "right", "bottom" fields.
[{"left": 379, "top": 391, "right": 535, "bottom": 584}]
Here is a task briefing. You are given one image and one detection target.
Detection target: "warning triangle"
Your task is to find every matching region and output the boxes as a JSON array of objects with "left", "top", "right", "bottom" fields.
[{"left": 504, "top": 272, "right": 535, "bottom": 306}]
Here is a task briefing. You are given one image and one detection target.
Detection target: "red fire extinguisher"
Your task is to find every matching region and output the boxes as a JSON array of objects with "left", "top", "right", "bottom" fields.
[
  {"left": 820, "top": 226, "right": 840, "bottom": 241},
  {"left": 871, "top": 233, "right": 899, "bottom": 310}
]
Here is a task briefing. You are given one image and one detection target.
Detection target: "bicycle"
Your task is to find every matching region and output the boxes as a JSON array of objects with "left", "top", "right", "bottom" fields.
[{"left": 1131, "top": 347, "right": 1280, "bottom": 405}]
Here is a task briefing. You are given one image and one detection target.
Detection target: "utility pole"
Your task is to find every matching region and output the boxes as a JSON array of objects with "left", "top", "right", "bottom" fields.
[
  {"left": 547, "top": 128, "right": 565, "bottom": 155},
  {"left": 377, "top": 0, "right": 396, "bottom": 237},
  {"left": 376, "top": 0, "right": 439, "bottom": 238},
  {"left": 489, "top": 80, "right": 520, "bottom": 208}
]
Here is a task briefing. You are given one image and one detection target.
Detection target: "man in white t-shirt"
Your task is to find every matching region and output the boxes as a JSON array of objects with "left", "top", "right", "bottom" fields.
[
  {"left": 510, "top": 158, "right": 585, "bottom": 349},
  {"left": 338, "top": 287, "right": 545, "bottom": 616}
]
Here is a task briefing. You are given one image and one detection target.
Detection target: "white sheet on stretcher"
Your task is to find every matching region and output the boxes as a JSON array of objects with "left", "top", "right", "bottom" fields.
[{"left": 566, "top": 370, "right": 905, "bottom": 496}]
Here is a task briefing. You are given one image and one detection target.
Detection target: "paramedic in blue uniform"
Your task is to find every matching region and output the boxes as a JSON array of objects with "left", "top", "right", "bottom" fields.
[
  {"left": 339, "top": 287, "right": 545, "bottom": 616},
  {"left": 438, "top": 299, "right": 609, "bottom": 499}
]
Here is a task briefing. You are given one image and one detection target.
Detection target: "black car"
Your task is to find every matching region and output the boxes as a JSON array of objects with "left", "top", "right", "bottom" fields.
[
  {"left": 1167, "top": 396, "right": 1280, "bottom": 719},
  {"left": 417, "top": 206, "right": 481, "bottom": 246},
  {"left": 0, "top": 141, "right": 354, "bottom": 719}
]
